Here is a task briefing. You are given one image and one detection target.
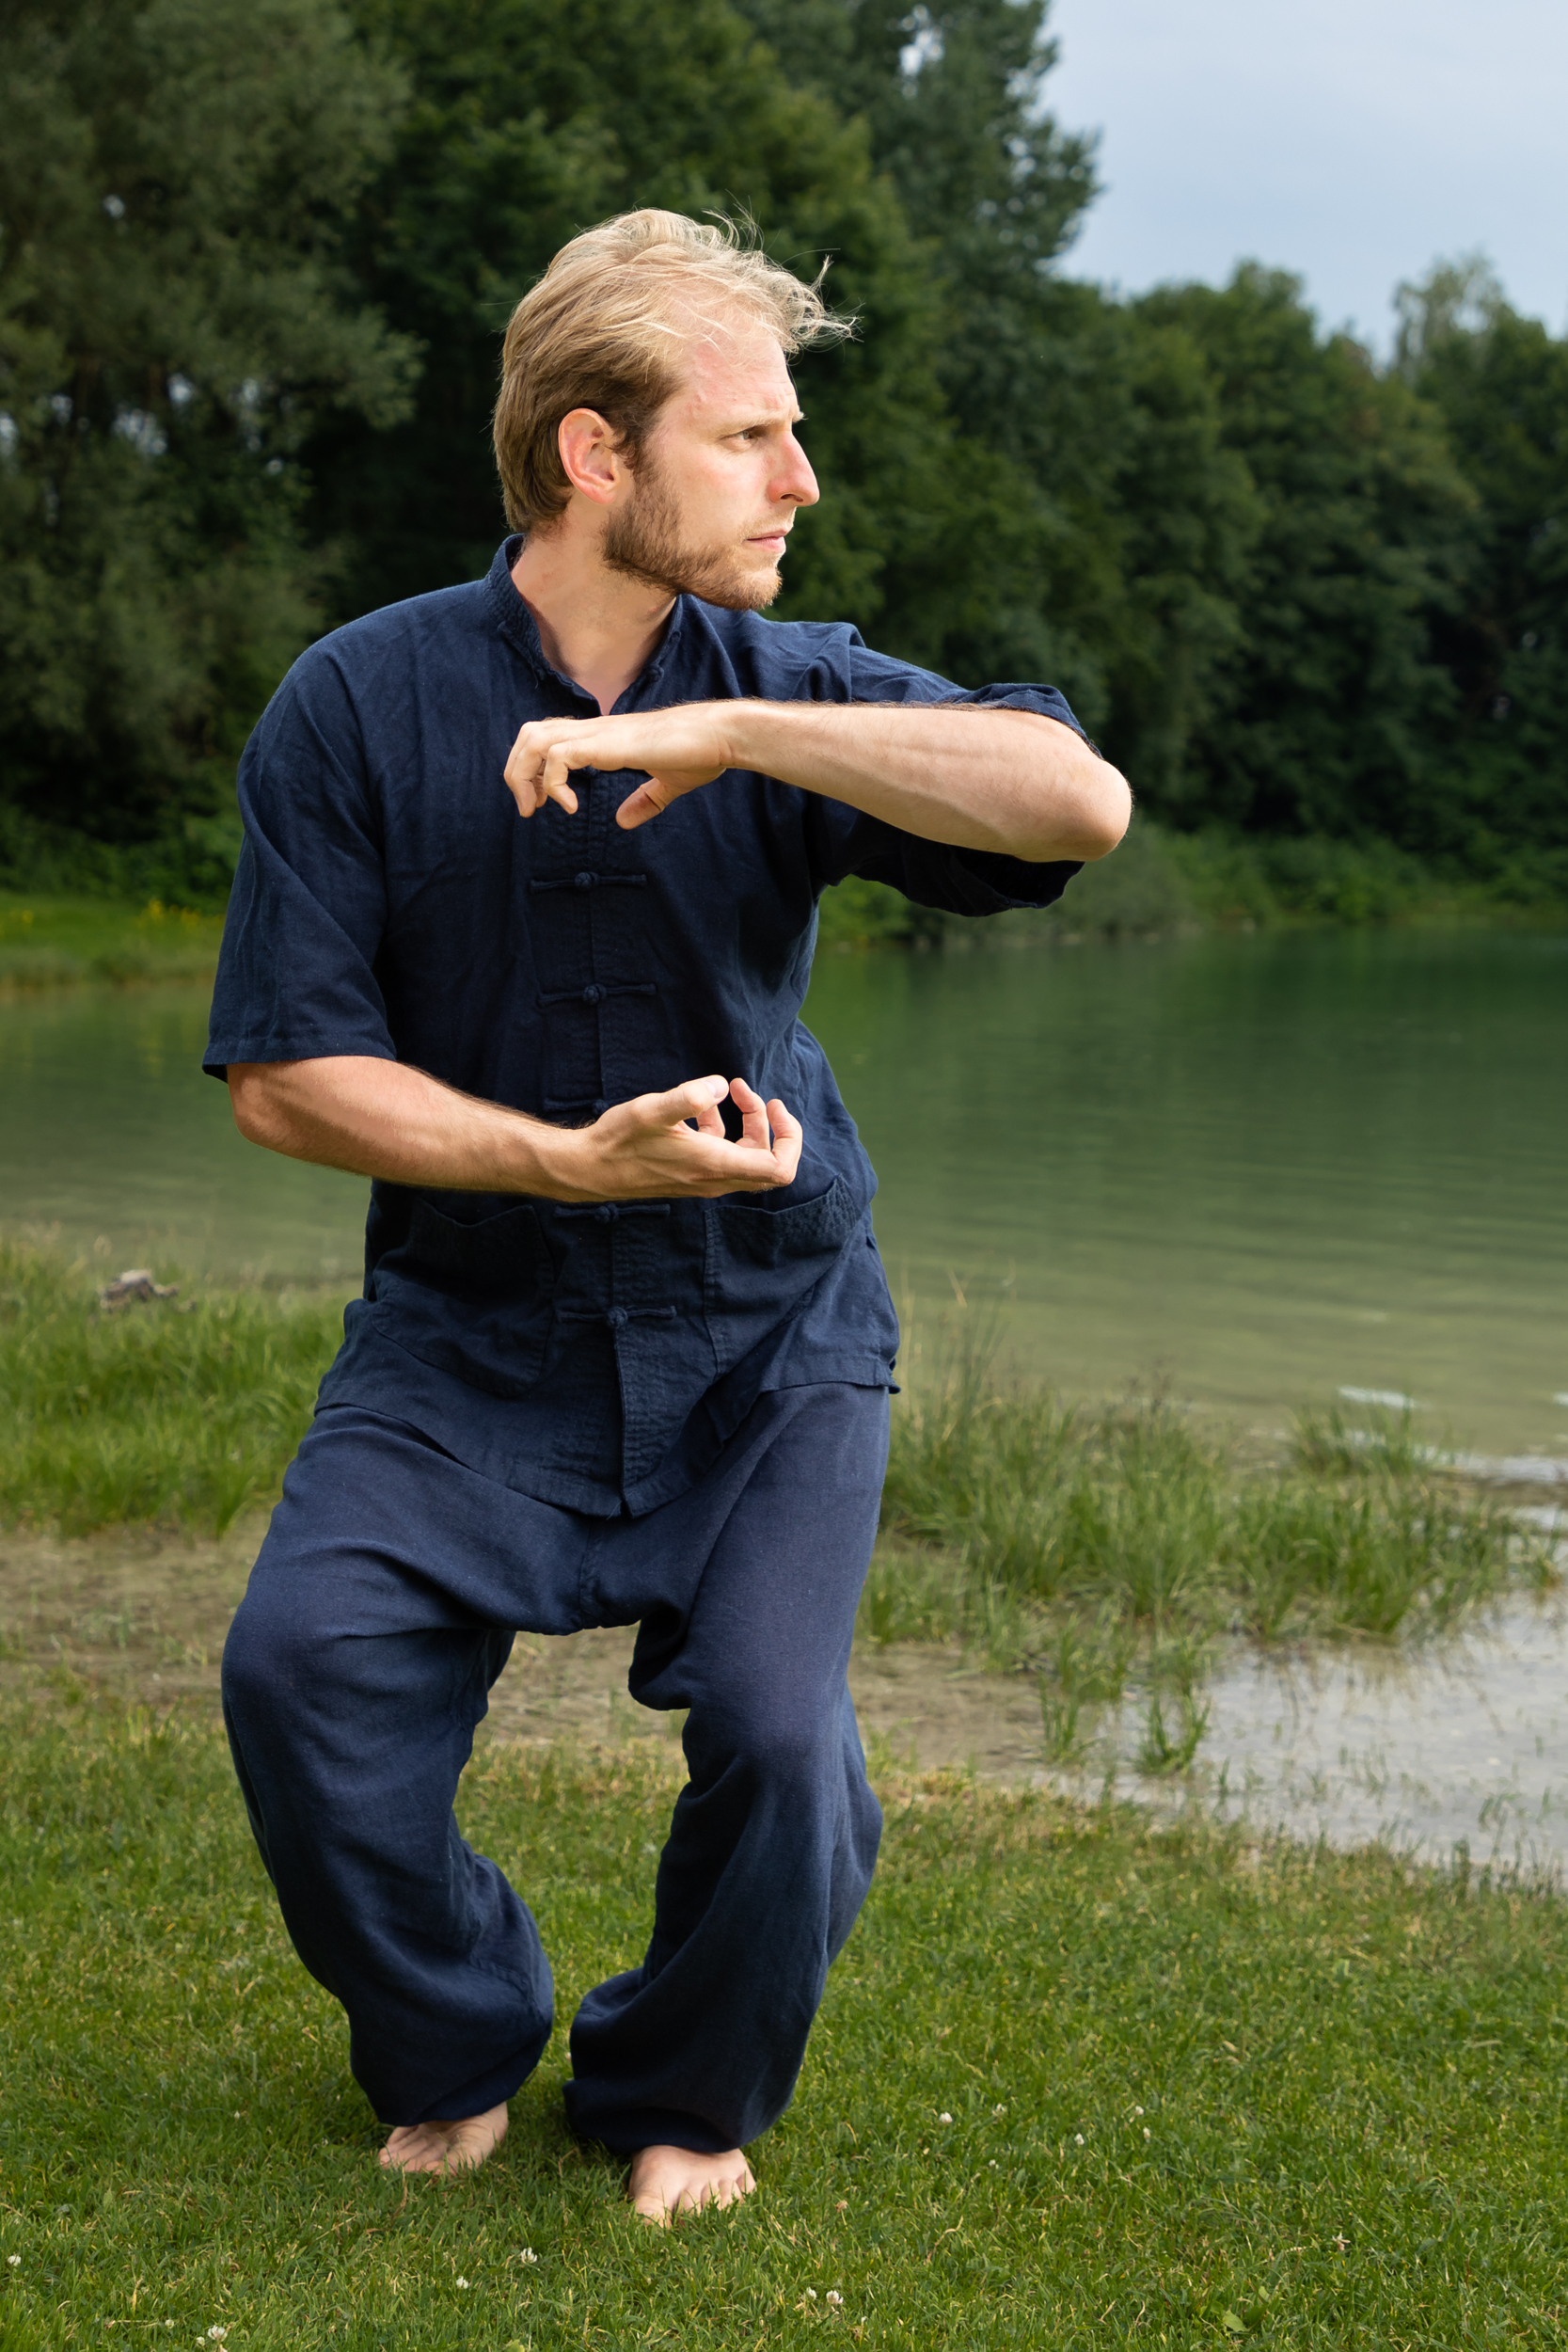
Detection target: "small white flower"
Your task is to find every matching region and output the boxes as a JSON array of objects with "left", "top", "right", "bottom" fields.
[
  {"left": 1143, "top": 2127, "right": 1151, "bottom": 2141},
  {"left": 456, "top": 2278, "right": 469, "bottom": 2289},
  {"left": 6, "top": 2254, "right": 19, "bottom": 2266},
  {"left": 1074, "top": 2133, "right": 1085, "bottom": 2145},
  {"left": 1133, "top": 2105, "right": 1144, "bottom": 2116},
  {"left": 518, "top": 2248, "right": 538, "bottom": 2265},
  {"left": 207, "top": 2330, "right": 228, "bottom": 2343},
  {"left": 938, "top": 2112, "right": 953, "bottom": 2125},
  {"left": 806, "top": 2287, "right": 818, "bottom": 2300},
  {"left": 827, "top": 2290, "right": 843, "bottom": 2306},
  {"left": 989, "top": 2159, "right": 998, "bottom": 2169},
  {"left": 991, "top": 2104, "right": 1006, "bottom": 2118}
]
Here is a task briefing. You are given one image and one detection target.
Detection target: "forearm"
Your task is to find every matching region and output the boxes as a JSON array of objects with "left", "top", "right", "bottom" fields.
[
  {"left": 507, "top": 694, "right": 1132, "bottom": 857},
  {"left": 226, "top": 1058, "right": 803, "bottom": 1202},
  {"left": 228, "top": 1057, "right": 570, "bottom": 1194},
  {"left": 723, "top": 703, "right": 1130, "bottom": 862}
]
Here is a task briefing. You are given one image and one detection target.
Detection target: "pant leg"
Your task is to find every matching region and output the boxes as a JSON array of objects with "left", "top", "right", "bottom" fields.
[
  {"left": 565, "top": 1383, "right": 889, "bottom": 2154},
  {"left": 221, "top": 1407, "right": 582, "bottom": 2125}
]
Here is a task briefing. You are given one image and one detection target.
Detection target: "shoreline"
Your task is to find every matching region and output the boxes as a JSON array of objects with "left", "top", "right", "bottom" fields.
[
  {"left": 5, "top": 1508, "right": 1565, "bottom": 1868},
  {"left": 0, "top": 891, "right": 225, "bottom": 993},
  {"left": 4, "top": 872, "right": 1565, "bottom": 997}
]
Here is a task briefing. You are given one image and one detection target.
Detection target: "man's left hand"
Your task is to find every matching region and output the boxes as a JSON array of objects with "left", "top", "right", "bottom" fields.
[{"left": 503, "top": 706, "right": 734, "bottom": 830}]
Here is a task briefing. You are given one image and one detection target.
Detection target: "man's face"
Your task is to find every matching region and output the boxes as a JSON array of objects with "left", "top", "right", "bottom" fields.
[{"left": 602, "top": 313, "right": 820, "bottom": 611}]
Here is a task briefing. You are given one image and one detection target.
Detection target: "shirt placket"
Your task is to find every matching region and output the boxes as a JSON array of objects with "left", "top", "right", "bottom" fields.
[{"left": 530, "top": 773, "right": 673, "bottom": 1466}]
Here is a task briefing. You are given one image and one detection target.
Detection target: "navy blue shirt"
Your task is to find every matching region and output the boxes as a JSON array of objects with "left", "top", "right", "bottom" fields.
[{"left": 207, "top": 539, "right": 1083, "bottom": 1515}]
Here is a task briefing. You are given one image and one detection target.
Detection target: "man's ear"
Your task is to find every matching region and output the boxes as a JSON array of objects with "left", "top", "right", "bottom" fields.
[{"left": 557, "top": 408, "right": 629, "bottom": 508}]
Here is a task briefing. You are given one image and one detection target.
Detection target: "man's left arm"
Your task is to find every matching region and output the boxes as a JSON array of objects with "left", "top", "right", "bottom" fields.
[{"left": 501, "top": 700, "right": 1131, "bottom": 864}]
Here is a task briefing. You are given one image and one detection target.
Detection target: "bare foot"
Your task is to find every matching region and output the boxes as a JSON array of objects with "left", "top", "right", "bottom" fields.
[
  {"left": 628, "top": 2142, "right": 756, "bottom": 2226},
  {"left": 379, "top": 2102, "right": 509, "bottom": 2176}
]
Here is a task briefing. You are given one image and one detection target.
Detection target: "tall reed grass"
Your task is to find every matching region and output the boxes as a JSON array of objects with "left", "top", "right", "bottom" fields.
[{"left": 870, "top": 1335, "right": 1550, "bottom": 1717}]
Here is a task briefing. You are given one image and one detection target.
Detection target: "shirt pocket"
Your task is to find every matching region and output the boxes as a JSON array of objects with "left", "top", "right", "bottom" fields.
[
  {"left": 366, "top": 1195, "right": 557, "bottom": 1399},
  {"left": 703, "top": 1174, "right": 863, "bottom": 1377}
]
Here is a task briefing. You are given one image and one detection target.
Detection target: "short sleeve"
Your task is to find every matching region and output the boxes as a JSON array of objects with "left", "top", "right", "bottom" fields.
[
  {"left": 203, "top": 650, "right": 396, "bottom": 1078},
  {"left": 800, "top": 640, "right": 1086, "bottom": 917}
]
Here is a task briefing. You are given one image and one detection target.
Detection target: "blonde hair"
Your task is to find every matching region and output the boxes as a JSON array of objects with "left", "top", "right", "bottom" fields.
[{"left": 492, "top": 210, "right": 853, "bottom": 532}]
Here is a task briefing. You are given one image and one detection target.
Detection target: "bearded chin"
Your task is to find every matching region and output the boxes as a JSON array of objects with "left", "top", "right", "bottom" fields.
[{"left": 602, "top": 473, "right": 784, "bottom": 612}]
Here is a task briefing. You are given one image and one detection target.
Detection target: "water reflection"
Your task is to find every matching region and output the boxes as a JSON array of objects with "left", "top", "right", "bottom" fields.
[
  {"left": 0, "top": 981, "right": 367, "bottom": 1281},
  {"left": 807, "top": 926, "right": 1568, "bottom": 1454},
  {"left": 3, "top": 925, "right": 1566, "bottom": 1447},
  {"left": 1085, "top": 1575, "right": 1568, "bottom": 1878}
]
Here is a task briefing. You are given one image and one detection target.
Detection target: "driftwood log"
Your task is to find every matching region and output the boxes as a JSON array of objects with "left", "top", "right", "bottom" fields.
[{"left": 97, "top": 1268, "right": 180, "bottom": 1310}]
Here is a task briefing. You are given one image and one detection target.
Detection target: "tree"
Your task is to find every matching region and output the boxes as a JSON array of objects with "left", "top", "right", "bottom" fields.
[
  {"left": 314, "top": 0, "right": 958, "bottom": 642},
  {"left": 733, "top": 0, "right": 1266, "bottom": 759},
  {"left": 1136, "top": 268, "right": 1476, "bottom": 846},
  {"left": 316, "top": 0, "right": 1137, "bottom": 713},
  {"left": 4, "top": 0, "right": 1562, "bottom": 895},
  {"left": 0, "top": 0, "right": 415, "bottom": 880},
  {"left": 1395, "top": 258, "right": 1568, "bottom": 887}
]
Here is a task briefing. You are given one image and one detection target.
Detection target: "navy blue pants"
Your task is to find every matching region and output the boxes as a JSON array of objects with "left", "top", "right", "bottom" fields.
[{"left": 221, "top": 1382, "right": 887, "bottom": 2154}]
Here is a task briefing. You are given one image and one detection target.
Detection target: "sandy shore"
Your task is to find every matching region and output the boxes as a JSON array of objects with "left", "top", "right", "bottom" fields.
[{"left": 0, "top": 1517, "right": 1046, "bottom": 1780}]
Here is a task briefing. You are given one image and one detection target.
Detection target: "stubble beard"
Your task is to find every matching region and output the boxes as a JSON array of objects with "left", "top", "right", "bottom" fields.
[{"left": 602, "top": 455, "right": 785, "bottom": 612}]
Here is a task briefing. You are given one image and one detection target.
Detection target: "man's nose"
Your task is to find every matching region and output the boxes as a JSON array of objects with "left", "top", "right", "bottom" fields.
[{"left": 775, "top": 435, "right": 819, "bottom": 509}]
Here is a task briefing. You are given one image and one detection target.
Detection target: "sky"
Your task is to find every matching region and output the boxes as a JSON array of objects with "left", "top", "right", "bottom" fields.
[{"left": 1043, "top": 0, "right": 1568, "bottom": 350}]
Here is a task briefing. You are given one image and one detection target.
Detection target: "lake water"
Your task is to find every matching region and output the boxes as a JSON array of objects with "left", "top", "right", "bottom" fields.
[
  {"left": 3, "top": 925, "right": 1565, "bottom": 1454},
  {"left": 1081, "top": 1589, "right": 1568, "bottom": 1881}
]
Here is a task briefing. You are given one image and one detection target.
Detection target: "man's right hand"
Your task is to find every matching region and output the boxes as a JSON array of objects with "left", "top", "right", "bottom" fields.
[
  {"left": 555, "top": 1074, "right": 802, "bottom": 1200},
  {"left": 227, "top": 1057, "right": 802, "bottom": 1202}
]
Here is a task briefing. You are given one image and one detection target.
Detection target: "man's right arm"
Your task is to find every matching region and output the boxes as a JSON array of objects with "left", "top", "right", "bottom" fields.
[{"left": 226, "top": 1057, "right": 801, "bottom": 1202}]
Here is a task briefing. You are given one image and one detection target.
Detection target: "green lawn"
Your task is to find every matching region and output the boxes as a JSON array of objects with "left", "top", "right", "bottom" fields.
[
  {"left": 1, "top": 1691, "right": 1564, "bottom": 2350},
  {"left": 0, "top": 1242, "right": 344, "bottom": 1536}
]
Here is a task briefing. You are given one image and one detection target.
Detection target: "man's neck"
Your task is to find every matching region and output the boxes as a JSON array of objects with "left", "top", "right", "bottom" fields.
[{"left": 510, "top": 526, "right": 674, "bottom": 716}]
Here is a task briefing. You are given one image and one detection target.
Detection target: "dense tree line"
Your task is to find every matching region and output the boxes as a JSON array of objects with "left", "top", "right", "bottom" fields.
[{"left": 2, "top": 0, "right": 1564, "bottom": 900}]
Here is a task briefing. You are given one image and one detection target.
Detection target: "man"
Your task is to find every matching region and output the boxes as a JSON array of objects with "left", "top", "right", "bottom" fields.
[{"left": 210, "top": 208, "right": 1129, "bottom": 2224}]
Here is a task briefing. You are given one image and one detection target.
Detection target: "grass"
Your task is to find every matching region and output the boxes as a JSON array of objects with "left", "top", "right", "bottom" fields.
[
  {"left": 2, "top": 1256, "right": 1562, "bottom": 2343},
  {"left": 0, "top": 896, "right": 224, "bottom": 991},
  {"left": 0, "top": 1243, "right": 1546, "bottom": 1690},
  {"left": 1, "top": 1688, "right": 1566, "bottom": 2349},
  {"left": 0, "top": 1242, "right": 343, "bottom": 1536},
  {"left": 868, "top": 1343, "right": 1552, "bottom": 1742}
]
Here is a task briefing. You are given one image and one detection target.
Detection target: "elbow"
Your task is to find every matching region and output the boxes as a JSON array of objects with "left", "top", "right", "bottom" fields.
[
  {"left": 227, "top": 1064, "right": 293, "bottom": 1152},
  {"left": 1026, "top": 761, "right": 1131, "bottom": 863},
  {"left": 1071, "top": 766, "right": 1132, "bottom": 862},
  {"left": 999, "top": 715, "right": 1132, "bottom": 862}
]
